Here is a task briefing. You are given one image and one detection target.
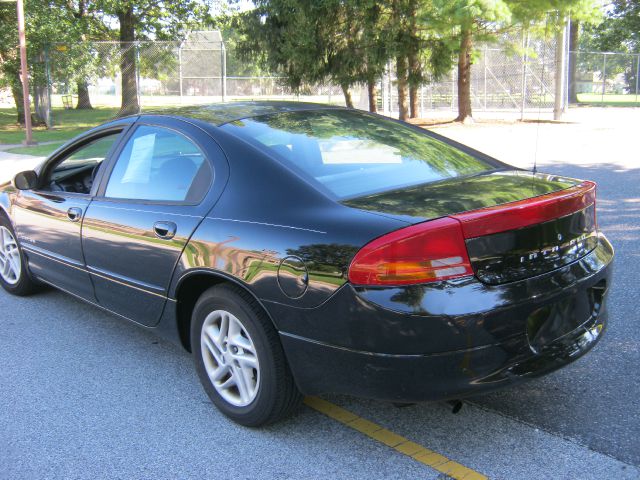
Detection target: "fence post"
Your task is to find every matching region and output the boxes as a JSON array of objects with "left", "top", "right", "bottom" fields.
[
  {"left": 520, "top": 30, "right": 528, "bottom": 120},
  {"left": 429, "top": 82, "right": 433, "bottom": 109},
  {"left": 44, "top": 44, "right": 52, "bottom": 128},
  {"left": 380, "top": 75, "right": 385, "bottom": 113},
  {"left": 220, "top": 42, "right": 227, "bottom": 102},
  {"left": 601, "top": 54, "right": 606, "bottom": 103},
  {"left": 564, "top": 17, "right": 570, "bottom": 111},
  {"left": 554, "top": 15, "right": 567, "bottom": 120},
  {"left": 635, "top": 54, "right": 639, "bottom": 103},
  {"left": 450, "top": 68, "right": 455, "bottom": 111},
  {"left": 386, "top": 60, "right": 393, "bottom": 115},
  {"left": 483, "top": 46, "right": 488, "bottom": 110},
  {"left": 135, "top": 41, "right": 141, "bottom": 111},
  {"left": 178, "top": 45, "right": 183, "bottom": 99}
]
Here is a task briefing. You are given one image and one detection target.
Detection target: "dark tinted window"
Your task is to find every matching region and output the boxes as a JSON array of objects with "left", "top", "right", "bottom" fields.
[
  {"left": 105, "top": 125, "right": 212, "bottom": 202},
  {"left": 222, "top": 110, "right": 494, "bottom": 198}
]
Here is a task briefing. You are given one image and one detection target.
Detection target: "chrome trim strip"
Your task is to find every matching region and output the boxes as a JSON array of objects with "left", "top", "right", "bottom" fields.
[
  {"left": 89, "top": 203, "right": 201, "bottom": 218},
  {"left": 23, "top": 245, "right": 167, "bottom": 300},
  {"left": 206, "top": 217, "right": 326, "bottom": 234},
  {"left": 87, "top": 266, "right": 167, "bottom": 299},
  {"left": 21, "top": 244, "right": 86, "bottom": 271}
]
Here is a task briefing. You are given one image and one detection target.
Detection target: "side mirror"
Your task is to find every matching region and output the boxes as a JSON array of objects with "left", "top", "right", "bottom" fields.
[{"left": 12, "top": 170, "right": 38, "bottom": 190}]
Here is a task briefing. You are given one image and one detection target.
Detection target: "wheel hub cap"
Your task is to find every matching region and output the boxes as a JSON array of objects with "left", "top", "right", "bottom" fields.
[
  {"left": 200, "top": 309, "right": 260, "bottom": 407},
  {"left": 0, "top": 226, "right": 21, "bottom": 285}
]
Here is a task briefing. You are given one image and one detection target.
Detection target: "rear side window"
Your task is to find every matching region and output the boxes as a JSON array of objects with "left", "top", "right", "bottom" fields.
[
  {"left": 105, "top": 125, "right": 212, "bottom": 203},
  {"left": 222, "top": 110, "right": 494, "bottom": 198}
]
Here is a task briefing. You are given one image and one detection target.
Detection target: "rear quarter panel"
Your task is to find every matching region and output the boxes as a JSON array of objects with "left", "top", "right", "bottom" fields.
[
  {"left": 170, "top": 205, "right": 405, "bottom": 310},
  {"left": 167, "top": 127, "right": 407, "bottom": 312}
]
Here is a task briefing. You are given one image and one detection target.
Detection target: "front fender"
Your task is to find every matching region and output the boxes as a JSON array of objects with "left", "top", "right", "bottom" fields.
[{"left": 0, "top": 183, "right": 16, "bottom": 220}]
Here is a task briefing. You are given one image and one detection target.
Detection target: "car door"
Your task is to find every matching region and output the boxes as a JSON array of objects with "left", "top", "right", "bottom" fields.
[
  {"left": 12, "top": 125, "right": 129, "bottom": 301},
  {"left": 82, "top": 117, "right": 227, "bottom": 327}
]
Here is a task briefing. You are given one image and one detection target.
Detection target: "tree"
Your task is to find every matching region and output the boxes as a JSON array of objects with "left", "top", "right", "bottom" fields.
[
  {"left": 388, "top": 0, "right": 415, "bottom": 120},
  {"left": 66, "top": 1, "right": 102, "bottom": 109},
  {"left": 582, "top": 0, "right": 640, "bottom": 53},
  {"left": 358, "top": 2, "right": 388, "bottom": 112},
  {"left": 428, "top": 0, "right": 512, "bottom": 122},
  {"left": 235, "top": 0, "right": 448, "bottom": 117},
  {"left": 233, "top": 2, "right": 326, "bottom": 100},
  {"left": 581, "top": 0, "right": 639, "bottom": 94},
  {"left": 235, "top": 0, "right": 388, "bottom": 110},
  {"left": 0, "top": 0, "right": 76, "bottom": 125},
  {"left": 43, "top": 0, "right": 116, "bottom": 111},
  {"left": 406, "top": 2, "right": 453, "bottom": 118},
  {"left": 428, "top": 0, "right": 600, "bottom": 122},
  {"left": 94, "top": 0, "right": 213, "bottom": 116}
]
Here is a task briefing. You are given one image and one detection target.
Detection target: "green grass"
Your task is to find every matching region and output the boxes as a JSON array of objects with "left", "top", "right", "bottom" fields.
[
  {"left": 0, "top": 106, "right": 118, "bottom": 146},
  {"left": 576, "top": 93, "right": 640, "bottom": 107},
  {"left": 5, "top": 141, "right": 65, "bottom": 156}
]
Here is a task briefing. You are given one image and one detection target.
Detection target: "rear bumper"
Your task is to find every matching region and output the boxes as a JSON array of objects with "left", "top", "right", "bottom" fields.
[{"left": 274, "top": 233, "right": 613, "bottom": 402}]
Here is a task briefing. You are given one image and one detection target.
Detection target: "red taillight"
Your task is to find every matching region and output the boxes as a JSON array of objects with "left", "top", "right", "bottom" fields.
[
  {"left": 348, "top": 181, "right": 597, "bottom": 287},
  {"left": 451, "top": 181, "right": 596, "bottom": 239},
  {"left": 348, "top": 217, "right": 474, "bottom": 286}
]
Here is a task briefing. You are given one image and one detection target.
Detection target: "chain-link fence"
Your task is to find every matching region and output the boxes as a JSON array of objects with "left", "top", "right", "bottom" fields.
[
  {"left": 569, "top": 51, "right": 640, "bottom": 104},
  {"left": 29, "top": 31, "right": 640, "bottom": 126},
  {"left": 383, "top": 40, "right": 558, "bottom": 118},
  {"left": 40, "top": 38, "right": 353, "bottom": 123}
]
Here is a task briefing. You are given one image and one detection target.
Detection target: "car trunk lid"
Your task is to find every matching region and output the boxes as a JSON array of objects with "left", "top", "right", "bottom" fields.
[{"left": 344, "top": 170, "right": 598, "bottom": 285}]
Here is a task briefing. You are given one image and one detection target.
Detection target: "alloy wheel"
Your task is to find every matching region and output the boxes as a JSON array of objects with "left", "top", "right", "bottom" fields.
[
  {"left": 0, "top": 226, "right": 21, "bottom": 285},
  {"left": 200, "top": 309, "right": 260, "bottom": 407}
]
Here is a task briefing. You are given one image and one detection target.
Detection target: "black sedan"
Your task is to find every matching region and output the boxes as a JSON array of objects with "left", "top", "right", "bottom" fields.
[{"left": 0, "top": 102, "right": 613, "bottom": 426}]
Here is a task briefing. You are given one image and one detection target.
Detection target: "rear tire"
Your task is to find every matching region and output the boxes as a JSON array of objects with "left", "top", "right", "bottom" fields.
[
  {"left": 191, "top": 284, "right": 301, "bottom": 426},
  {"left": 0, "top": 215, "right": 39, "bottom": 296}
]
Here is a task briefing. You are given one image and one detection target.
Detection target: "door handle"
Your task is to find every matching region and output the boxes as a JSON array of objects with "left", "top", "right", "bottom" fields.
[
  {"left": 67, "top": 207, "right": 82, "bottom": 222},
  {"left": 153, "top": 221, "right": 177, "bottom": 240}
]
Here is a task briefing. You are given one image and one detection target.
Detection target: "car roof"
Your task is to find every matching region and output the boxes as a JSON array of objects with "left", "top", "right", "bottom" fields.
[{"left": 143, "top": 101, "right": 343, "bottom": 126}]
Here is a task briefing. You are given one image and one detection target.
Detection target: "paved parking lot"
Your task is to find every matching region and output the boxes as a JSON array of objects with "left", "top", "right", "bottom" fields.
[{"left": 1, "top": 107, "right": 639, "bottom": 479}]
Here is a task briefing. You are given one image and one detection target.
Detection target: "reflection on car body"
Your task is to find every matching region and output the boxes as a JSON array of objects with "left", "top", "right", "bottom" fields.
[{"left": 0, "top": 102, "right": 613, "bottom": 426}]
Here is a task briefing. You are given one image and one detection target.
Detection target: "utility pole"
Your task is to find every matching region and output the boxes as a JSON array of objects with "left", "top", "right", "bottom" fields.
[
  {"left": 553, "top": 15, "right": 568, "bottom": 121},
  {"left": 17, "top": 0, "right": 35, "bottom": 144}
]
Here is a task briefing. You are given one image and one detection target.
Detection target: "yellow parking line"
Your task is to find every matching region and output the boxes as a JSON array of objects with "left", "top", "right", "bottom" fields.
[{"left": 304, "top": 396, "right": 487, "bottom": 480}]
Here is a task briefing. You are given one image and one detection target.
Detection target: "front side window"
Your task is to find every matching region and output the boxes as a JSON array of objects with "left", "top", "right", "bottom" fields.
[
  {"left": 222, "top": 110, "right": 495, "bottom": 199},
  {"left": 105, "top": 125, "right": 212, "bottom": 203},
  {"left": 45, "top": 134, "right": 120, "bottom": 194}
]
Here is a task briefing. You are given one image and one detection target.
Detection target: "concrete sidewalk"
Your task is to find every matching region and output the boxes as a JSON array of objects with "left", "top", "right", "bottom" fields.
[{"left": 0, "top": 149, "right": 45, "bottom": 183}]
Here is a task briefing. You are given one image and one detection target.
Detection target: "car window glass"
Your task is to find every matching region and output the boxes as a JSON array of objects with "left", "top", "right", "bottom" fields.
[
  {"left": 222, "top": 110, "right": 494, "bottom": 199},
  {"left": 104, "top": 125, "right": 212, "bottom": 203},
  {"left": 44, "top": 134, "right": 120, "bottom": 194}
]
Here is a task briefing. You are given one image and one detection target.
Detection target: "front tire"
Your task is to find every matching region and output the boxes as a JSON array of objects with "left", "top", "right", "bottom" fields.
[
  {"left": 191, "top": 284, "right": 301, "bottom": 426},
  {"left": 0, "top": 215, "right": 38, "bottom": 296}
]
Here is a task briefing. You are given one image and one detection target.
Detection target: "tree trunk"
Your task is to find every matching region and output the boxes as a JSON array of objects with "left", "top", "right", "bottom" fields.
[
  {"left": 76, "top": 80, "right": 93, "bottom": 109},
  {"left": 11, "top": 72, "right": 44, "bottom": 127},
  {"left": 568, "top": 20, "right": 579, "bottom": 104},
  {"left": 456, "top": 28, "right": 473, "bottom": 122},
  {"left": 407, "top": 2, "right": 420, "bottom": 119},
  {"left": 409, "top": 85, "right": 419, "bottom": 118},
  {"left": 367, "top": 78, "right": 377, "bottom": 113},
  {"left": 11, "top": 74, "right": 25, "bottom": 125},
  {"left": 341, "top": 84, "right": 354, "bottom": 108},
  {"left": 397, "top": 55, "right": 409, "bottom": 121},
  {"left": 118, "top": 7, "right": 140, "bottom": 116}
]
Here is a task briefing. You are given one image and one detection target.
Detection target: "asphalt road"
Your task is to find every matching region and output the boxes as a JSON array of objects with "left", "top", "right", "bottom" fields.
[{"left": 2, "top": 110, "right": 640, "bottom": 479}]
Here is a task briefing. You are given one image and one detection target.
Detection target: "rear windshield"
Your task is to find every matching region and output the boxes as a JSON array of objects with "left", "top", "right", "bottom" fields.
[{"left": 221, "top": 109, "right": 495, "bottom": 199}]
